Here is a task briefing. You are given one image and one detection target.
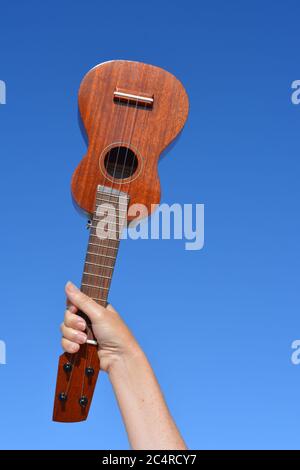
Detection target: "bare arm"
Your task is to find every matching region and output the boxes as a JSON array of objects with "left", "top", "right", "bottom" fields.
[{"left": 61, "top": 281, "right": 186, "bottom": 450}]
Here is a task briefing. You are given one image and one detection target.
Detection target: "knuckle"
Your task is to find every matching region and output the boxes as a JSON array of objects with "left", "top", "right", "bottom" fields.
[
  {"left": 64, "top": 312, "right": 73, "bottom": 327},
  {"left": 71, "top": 330, "right": 79, "bottom": 341},
  {"left": 69, "top": 314, "right": 77, "bottom": 327},
  {"left": 94, "top": 309, "right": 103, "bottom": 321},
  {"left": 65, "top": 328, "right": 74, "bottom": 341},
  {"left": 81, "top": 296, "right": 92, "bottom": 309},
  {"left": 64, "top": 309, "right": 71, "bottom": 319}
]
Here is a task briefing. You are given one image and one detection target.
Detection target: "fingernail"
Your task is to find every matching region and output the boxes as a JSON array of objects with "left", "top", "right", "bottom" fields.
[
  {"left": 66, "top": 305, "right": 77, "bottom": 313},
  {"left": 71, "top": 343, "right": 79, "bottom": 352},
  {"left": 77, "top": 322, "right": 86, "bottom": 331},
  {"left": 76, "top": 332, "right": 87, "bottom": 344},
  {"left": 66, "top": 281, "right": 77, "bottom": 293}
]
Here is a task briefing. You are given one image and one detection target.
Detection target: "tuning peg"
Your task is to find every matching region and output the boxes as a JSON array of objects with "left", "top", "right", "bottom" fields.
[
  {"left": 85, "top": 367, "right": 95, "bottom": 376},
  {"left": 79, "top": 396, "right": 88, "bottom": 407},
  {"left": 86, "top": 220, "right": 92, "bottom": 229},
  {"left": 58, "top": 392, "right": 67, "bottom": 402},
  {"left": 63, "top": 362, "right": 72, "bottom": 372}
]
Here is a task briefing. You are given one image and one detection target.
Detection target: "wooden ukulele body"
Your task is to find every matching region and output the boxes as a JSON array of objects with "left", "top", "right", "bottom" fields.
[{"left": 72, "top": 60, "right": 189, "bottom": 216}]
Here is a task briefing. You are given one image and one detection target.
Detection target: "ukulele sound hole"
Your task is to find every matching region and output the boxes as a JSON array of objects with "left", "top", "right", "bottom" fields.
[{"left": 104, "top": 146, "right": 138, "bottom": 179}]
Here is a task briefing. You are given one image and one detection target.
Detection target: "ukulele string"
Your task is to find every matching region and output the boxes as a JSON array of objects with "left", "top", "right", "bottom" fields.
[
  {"left": 89, "top": 67, "right": 150, "bottom": 375},
  {"left": 80, "top": 342, "right": 88, "bottom": 398},
  {"left": 113, "top": 62, "right": 151, "bottom": 246},
  {"left": 61, "top": 77, "right": 130, "bottom": 403},
  {"left": 87, "top": 65, "right": 150, "bottom": 374},
  {"left": 80, "top": 65, "right": 140, "bottom": 397},
  {"left": 118, "top": 67, "right": 152, "bottom": 234},
  {"left": 89, "top": 62, "right": 139, "bottom": 314},
  {"left": 83, "top": 71, "right": 132, "bottom": 332},
  {"left": 62, "top": 65, "right": 150, "bottom": 406},
  {"left": 92, "top": 63, "right": 138, "bottom": 284},
  {"left": 79, "top": 99, "right": 130, "bottom": 395},
  {"left": 64, "top": 352, "right": 77, "bottom": 397},
  {"left": 116, "top": 62, "right": 146, "bottom": 192},
  {"left": 119, "top": 88, "right": 150, "bottom": 201},
  {"left": 62, "top": 307, "right": 79, "bottom": 397},
  {"left": 59, "top": 65, "right": 140, "bottom": 405}
]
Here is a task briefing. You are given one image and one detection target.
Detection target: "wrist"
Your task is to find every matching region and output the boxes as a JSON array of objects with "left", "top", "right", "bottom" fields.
[{"left": 107, "top": 340, "right": 145, "bottom": 377}]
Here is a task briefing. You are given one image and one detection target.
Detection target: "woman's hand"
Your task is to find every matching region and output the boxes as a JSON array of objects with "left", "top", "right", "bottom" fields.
[
  {"left": 60, "top": 281, "right": 140, "bottom": 372},
  {"left": 60, "top": 280, "right": 186, "bottom": 449}
]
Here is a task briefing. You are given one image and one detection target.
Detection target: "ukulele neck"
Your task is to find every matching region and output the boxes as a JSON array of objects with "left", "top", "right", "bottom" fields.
[{"left": 81, "top": 185, "right": 129, "bottom": 312}]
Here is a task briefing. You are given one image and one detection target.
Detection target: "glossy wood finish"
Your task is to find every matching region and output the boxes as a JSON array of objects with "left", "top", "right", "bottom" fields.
[
  {"left": 53, "top": 187, "right": 129, "bottom": 422},
  {"left": 53, "top": 60, "right": 189, "bottom": 422},
  {"left": 72, "top": 60, "right": 189, "bottom": 218}
]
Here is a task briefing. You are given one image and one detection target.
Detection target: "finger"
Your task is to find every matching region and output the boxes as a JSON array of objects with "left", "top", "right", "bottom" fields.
[
  {"left": 65, "top": 304, "right": 78, "bottom": 314},
  {"left": 65, "top": 281, "right": 106, "bottom": 323},
  {"left": 61, "top": 337, "right": 80, "bottom": 353},
  {"left": 61, "top": 323, "right": 87, "bottom": 344},
  {"left": 64, "top": 309, "right": 86, "bottom": 331}
]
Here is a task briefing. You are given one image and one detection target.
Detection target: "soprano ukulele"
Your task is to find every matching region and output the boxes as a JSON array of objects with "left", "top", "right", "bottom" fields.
[{"left": 52, "top": 60, "right": 189, "bottom": 422}]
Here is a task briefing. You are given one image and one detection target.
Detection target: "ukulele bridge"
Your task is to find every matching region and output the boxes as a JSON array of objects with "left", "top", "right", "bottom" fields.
[{"left": 113, "top": 88, "right": 154, "bottom": 108}]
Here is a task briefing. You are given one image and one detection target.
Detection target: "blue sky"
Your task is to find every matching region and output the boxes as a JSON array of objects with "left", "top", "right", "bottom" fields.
[{"left": 0, "top": 0, "right": 300, "bottom": 449}]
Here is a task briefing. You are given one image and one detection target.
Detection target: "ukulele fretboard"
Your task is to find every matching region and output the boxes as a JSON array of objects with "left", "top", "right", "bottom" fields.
[{"left": 81, "top": 185, "right": 129, "bottom": 308}]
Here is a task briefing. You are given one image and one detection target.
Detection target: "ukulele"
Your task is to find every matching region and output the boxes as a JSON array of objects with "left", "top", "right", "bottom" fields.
[{"left": 52, "top": 60, "right": 189, "bottom": 422}]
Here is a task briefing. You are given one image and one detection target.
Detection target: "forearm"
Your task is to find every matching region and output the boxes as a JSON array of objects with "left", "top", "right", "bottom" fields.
[
  {"left": 108, "top": 345, "right": 187, "bottom": 450},
  {"left": 62, "top": 284, "right": 186, "bottom": 448}
]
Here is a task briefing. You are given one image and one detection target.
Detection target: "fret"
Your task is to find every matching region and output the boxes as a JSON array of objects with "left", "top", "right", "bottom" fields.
[
  {"left": 86, "top": 257, "right": 115, "bottom": 266},
  {"left": 87, "top": 250, "right": 118, "bottom": 258},
  {"left": 89, "top": 232, "right": 120, "bottom": 240},
  {"left": 90, "top": 220, "right": 126, "bottom": 229},
  {"left": 86, "top": 254, "right": 116, "bottom": 261},
  {"left": 96, "top": 191, "right": 123, "bottom": 199},
  {"left": 88, "top": 242, "right": 119, "bottom": 249},
  {"left": 89, "top": 253, "right": 116, "bottom": 260},
  {"left": 89, "top": 233, "right": 120, "bottom": 241},
  {"left": 91, "top": 297, "right": 107, "bottom": 303},
  {"left": 83, "top": 271, "right": 112, "bottom": 280},
  {"left": 88, "top": 241, "right": 117, "bottom": 253},
  {"left": 86, "top": 249, "right": 117, "bottom": 259},
  {"left": 96, "top": 191, "right": 129, "bottom": 201},
  {"left": 80, "top": 186, "right": 129, "bottom": 313},
  {"left": 87, "top": 249, "right": 118, "bottom": 257},
  {"left": 86, "top": 256, "right": 115, "bottom": 265},
  {"left": 85, "top": 259, "right": 114, "bottom": 269},
  {"left": 82, "top": 283, "right": 109, "bottom": 290},
  {"left": 96, "top": 185, "right": 129, "bottom": 196},
  {"left": 88, "top": 241, "right": 119, "bottom": 249},
  {"left": 95, "top": 201, "right": 128, "bottom": 210},
  {"left": 94, "top": 202, "right": 128, "bottom": 213},
  {"left": 90, "top": 230, "right": 120, "bottom": 236},
  {"left": 86, "top": 258, "right": 115, "bottom": 265},
  {"left": 96, "top": 192, "right": 128, "bottom": 201}
]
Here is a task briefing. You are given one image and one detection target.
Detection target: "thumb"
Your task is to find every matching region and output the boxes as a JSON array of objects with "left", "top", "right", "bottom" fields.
[{"left": 65, "top": 281, "right": 107, "bottom": 324}]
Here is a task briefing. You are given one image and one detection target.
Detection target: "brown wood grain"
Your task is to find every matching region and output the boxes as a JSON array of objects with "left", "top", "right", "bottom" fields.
[
  {"left": 72, "top": 60, "right": 189, "bottom": 218},
  {"left": 53, "top": 60, "right": 189, "bottom": 423},
  {"left": 53, "top": 187, "right": 128, "bottom": 423}
]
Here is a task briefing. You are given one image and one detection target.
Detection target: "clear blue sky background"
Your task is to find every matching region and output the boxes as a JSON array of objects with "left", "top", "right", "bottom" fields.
[{"left": 0, "top": 0, "right": 300, "bottom": 450}]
